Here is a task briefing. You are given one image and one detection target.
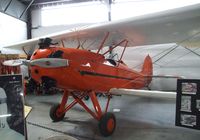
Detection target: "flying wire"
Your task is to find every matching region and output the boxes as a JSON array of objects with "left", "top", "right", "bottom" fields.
[
  {"left": 159, "top": 47, "right": 200, "bottom": 67},
  {"left": 132, "top": 30, "right": 200, "bottom": 69}
]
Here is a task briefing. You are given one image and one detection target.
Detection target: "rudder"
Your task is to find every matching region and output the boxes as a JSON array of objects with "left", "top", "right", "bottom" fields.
[{"left": 141, "top": 55, "right": 153, "bottom": 84}]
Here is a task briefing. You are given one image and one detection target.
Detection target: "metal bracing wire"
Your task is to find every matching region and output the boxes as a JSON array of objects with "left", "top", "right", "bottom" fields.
[
  {"left": 132, "top": 31, "right": 200, "bottom": 70},
  {"left": 153, "top": 31, "right": 200, "bottom": 64},
  {"left": 159, "top": 47, "right": 200, "bottom": 67}
]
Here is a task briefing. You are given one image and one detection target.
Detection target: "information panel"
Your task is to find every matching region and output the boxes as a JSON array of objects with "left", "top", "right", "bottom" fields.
[
  {"left": 176, "top": 79, "right": 200, "bottom": 130},
  {"left": 0, "top": 75, "right": 25, "bottom": 140}
]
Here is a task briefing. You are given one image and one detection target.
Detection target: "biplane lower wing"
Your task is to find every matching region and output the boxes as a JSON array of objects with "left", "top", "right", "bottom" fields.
[{"left": 110, "top": 88, "right": 176, "bottom": 99}]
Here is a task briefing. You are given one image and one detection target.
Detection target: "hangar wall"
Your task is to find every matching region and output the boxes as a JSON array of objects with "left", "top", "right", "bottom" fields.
[
  {"left": 31, "top": 8, "right": 91, "bottom": 37},
  {"left": 31, "top": 0, "right": 200, "bottom": 38},
  {"left": 0, "top": 12, "right": 27, "bottom": 53},
  {"left": 0, "top": 0, "right": 28, "bottom": 54},
  {"left": 0, "top": 0, "right": 27, "bottom": 21},
  {"left": 31, "top": 1, "right": 107, "bottom": 38}
]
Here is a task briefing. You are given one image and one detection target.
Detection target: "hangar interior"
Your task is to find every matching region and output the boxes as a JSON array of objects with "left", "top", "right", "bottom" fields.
[{"left": 0, "top": 0, "right": 200, "bottom": 140}]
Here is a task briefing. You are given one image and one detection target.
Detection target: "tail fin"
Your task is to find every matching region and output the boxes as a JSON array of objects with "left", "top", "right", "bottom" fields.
[{"left": 141, "top": 55, "right": 153, "bottom": 84}]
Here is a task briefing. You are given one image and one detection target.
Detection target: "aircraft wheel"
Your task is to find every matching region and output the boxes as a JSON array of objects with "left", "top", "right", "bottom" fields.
[
  {"left": 98, "top": 112, "right": 116, "bottom": 137},
  {"left": 50, "top": 104, "right": 65, "bottom": 122}
]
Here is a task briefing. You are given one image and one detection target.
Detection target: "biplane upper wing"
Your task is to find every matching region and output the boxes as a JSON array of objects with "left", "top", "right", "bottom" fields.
[{"left": 4, "top": 3, "right": 200, "bottom": 51}]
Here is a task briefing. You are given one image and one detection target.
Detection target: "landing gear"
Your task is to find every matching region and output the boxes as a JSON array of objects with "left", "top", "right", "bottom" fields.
[
  {"left": 99, "top": 112, "right": 116, "bottom": 137},
  {"left": 49, "top": 90, "right": 115, "bottom": 136},
  {"left": 50, "top": 104, "right": 66, "bottom": 122}
]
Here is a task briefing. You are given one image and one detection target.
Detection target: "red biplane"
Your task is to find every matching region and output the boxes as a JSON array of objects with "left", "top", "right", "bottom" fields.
[{"left": 2, "top": 3, "right": 200, "bottom": 136}]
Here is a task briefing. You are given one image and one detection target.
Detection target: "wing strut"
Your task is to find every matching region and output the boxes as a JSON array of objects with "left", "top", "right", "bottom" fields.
[
  {"left": 97, "top": 32, "right": 110, "bottom": 54},
  {"left": 117, "top": 40, "right": 128, "bottom": 66},
  {"left": 61, "top": 40, "right": 65, "bottom": 48},
  {"left": 102, "top": 39, "right": 128, "bottom": 55}
]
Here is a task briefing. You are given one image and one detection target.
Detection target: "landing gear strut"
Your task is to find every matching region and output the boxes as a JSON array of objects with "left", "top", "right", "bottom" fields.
[{"left": 49, "top": 90, "right": 115, "bottom": 137}]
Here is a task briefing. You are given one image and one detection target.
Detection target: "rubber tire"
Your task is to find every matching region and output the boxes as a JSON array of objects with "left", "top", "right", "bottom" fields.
[
  {"left": 50, "top": 104, "right": 65, "bottom": 122},
  {"left": 98, "top": 112, "right": 116, "bottom": 137}
]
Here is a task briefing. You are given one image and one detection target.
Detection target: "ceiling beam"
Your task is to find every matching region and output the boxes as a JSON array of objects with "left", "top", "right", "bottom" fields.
[
  {"left": 32, "top": 0, "right": 94, "bottom": 5},
  {"left": 4, "top": 0, "right": 13, "bottom": 12},
  {"left": 20, "top": 0, "right": 34, "bottom": 18}
]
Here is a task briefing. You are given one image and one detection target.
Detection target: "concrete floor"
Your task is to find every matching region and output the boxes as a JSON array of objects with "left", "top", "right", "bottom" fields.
[{"left": 25, "top": 93, "right": 200, "bottom": 140}]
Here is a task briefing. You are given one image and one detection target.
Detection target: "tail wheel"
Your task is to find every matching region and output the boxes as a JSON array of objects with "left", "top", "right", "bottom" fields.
[
  {"left": 98, "top": 112, "right": 116, "bottom": 137},
  {"left": 50, "top": 104, "right": 65, "bottom": 122}
]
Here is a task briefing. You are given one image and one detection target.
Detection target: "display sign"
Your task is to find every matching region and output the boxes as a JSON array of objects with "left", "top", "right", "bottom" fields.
[
  {"left": 176, "top": 79, "right": 200, "bottom": 129},
  {"left": 0, "top": 75, "right": 25, "bottom": 140}
]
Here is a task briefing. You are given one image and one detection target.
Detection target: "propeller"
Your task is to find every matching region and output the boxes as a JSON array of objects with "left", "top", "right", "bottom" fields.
[{"left": 3, "top": 58, "right": 68, "bottom": 68}]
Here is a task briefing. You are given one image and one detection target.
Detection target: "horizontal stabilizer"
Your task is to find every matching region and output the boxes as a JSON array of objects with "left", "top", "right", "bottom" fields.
[{"left": 110, "top": 88, "right": 176, "bottom": 99}]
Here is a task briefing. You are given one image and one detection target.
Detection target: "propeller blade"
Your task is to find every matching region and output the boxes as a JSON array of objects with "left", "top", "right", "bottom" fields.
[
  {"left": 3, "top": 59, "right": 23, "bottom": 66},
  {"left": 3, "top": 58, "right": 68, "bottom": 68},
  {"left": 30, "top": 58, "right": 68, "bottom": 68}
]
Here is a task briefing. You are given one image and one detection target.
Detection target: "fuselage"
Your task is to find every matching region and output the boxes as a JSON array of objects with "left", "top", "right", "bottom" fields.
[{"left": 30, "top": 47, "right": 148, "bottom": 92}]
